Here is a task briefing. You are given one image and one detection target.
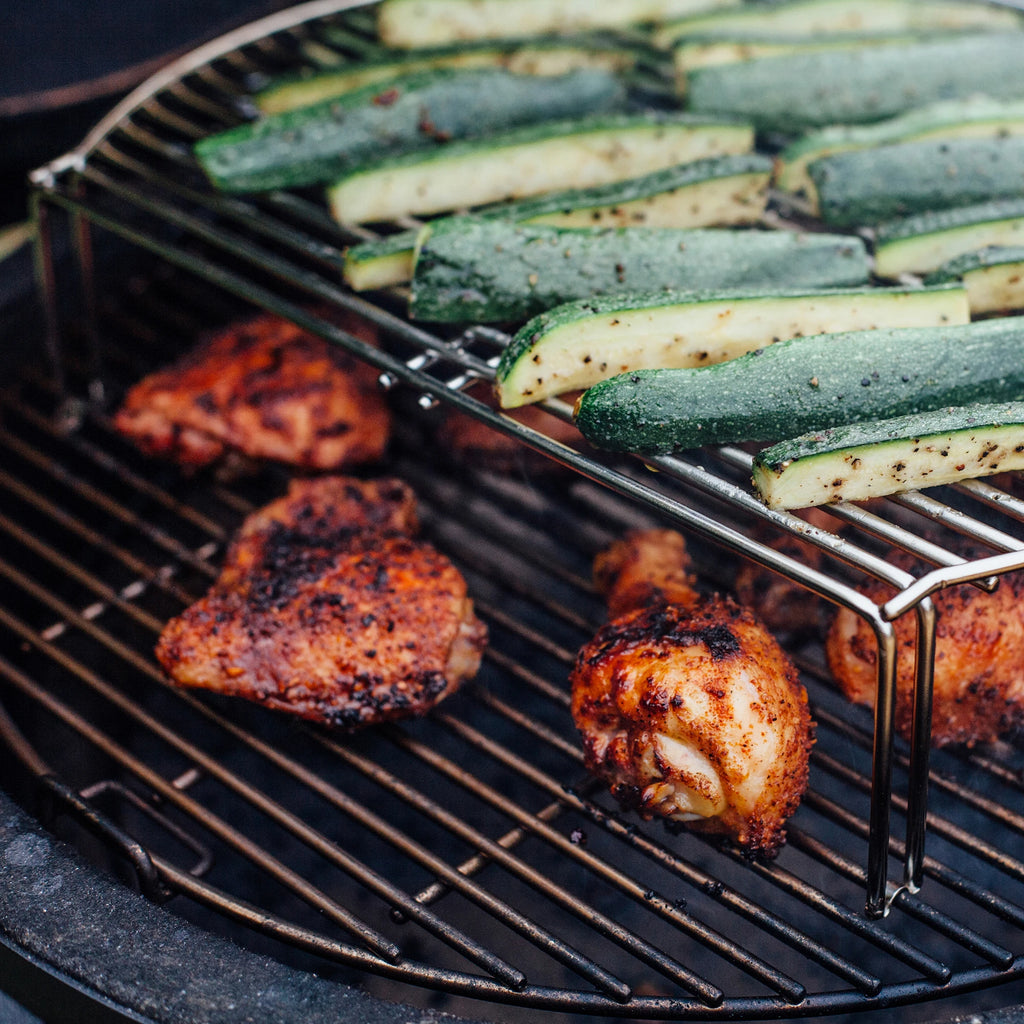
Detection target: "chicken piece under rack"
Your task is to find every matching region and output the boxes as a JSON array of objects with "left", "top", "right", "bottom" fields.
[
  {"left": 593, "top": 528, "right": 699, "bottom": 619},
  {"left": 156, "top": 476, "right": 487, "bottom": 729},
  {"left": 733, "top": 507, "right": 836, "bottom": 638},
  {"left": 571, "top": 529, "right": 813, "bottom": 856},
  {"left": 827, "top": 551, "right": 1024, "bottom": 747},
  {"left": 114, "top": 310, "right": 391, "bottom": 472}
]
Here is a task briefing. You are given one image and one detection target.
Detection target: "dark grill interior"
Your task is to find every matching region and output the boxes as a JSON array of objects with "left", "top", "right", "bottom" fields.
[{"left": 5, "top": 2, "right": 1024, "bottom": 1020}]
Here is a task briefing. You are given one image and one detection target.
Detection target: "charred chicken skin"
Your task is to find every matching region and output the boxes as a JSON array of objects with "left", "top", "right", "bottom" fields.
[
  {"left": 827, "top": 551, "right": 1024, "bottom": 747},
  {"left": 572, "top": 529, "right": 813, "bottom": 856},
  {"left": 114, "top": 310, "right": 391, "bottom": 471},
  {"left": 156, "top": 477, "right": 487, "bottom": 729}
]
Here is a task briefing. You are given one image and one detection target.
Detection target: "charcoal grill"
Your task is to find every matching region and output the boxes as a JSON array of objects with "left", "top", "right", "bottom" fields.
[{"left": 6, "top": 1, "right": 1024, "bottom": 1020}]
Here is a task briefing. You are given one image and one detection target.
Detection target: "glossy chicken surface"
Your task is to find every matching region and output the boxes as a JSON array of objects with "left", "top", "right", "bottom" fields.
[
  {"left": 572, "top": 529, "right": 813, "bottom": 856},
  {"left": 114, "top": 310, "right": 391, "bottom": 471},
  {"left": 827, "top": 551, "right": 1024, "bottom": 747},
  {"left": 156, "top": 476, "right": 487, "bottom": 729}
]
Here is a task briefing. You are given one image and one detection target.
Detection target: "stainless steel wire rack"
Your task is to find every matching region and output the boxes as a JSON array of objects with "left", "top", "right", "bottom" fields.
[{"left": 8, "top": 0, "right": 1024, "bottom": 1018}]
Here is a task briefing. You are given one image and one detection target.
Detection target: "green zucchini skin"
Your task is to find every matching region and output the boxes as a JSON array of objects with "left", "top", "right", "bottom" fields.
[
  {"left": 874, "top": 198, "right": 1024, "bottom": 278},
  {"left": 752, "top": 400, "right": 1024, "bottom": 508},
  {"left": 925, "top": 245, "right": 1024, "bottom": 316},
  {"left": 685, "top": 35, "right": 1024, "bottom": 134},
  {"left": 573, "top": 316, "right": 1024, "bottom": 454},
  {"left": 807, "top": 136, "right": 1024, "bottom": 227},
  {"left": 494, "top": 283, "right": 968, "bottom": 407},
  {"left": 408, "top": 219, "right": 869, "bottom": 324},
  {"left": 774, "top": 96, "right": 1024, "bottom": 197},
  {"left": 254, "top": 38, "right": 638, "bottom": 114},
  {"left": 193, "top": 67, "right": 626, "bottom": 192},
  {"left": 342, "top": 153, "right": 772, "bottom": 290}
]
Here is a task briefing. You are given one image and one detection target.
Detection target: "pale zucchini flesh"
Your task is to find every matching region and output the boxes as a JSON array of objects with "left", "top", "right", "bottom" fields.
[
  {"left": 925, "top": 246, "right": 1024, "bottom": 316},
  {"left": 377, "top": 0, "right": 741, "bottom": 48},
  {"left": 653, "top": 0, "right": 1023, "bottom": 47},
  {"left": 343, "top": 233, "right": 418, "bottom": 291},
  {"left": 525, "top": 169, "right": 769, "bottom": 229},
  {"left": 753, "top": 402, "right": 1024, "bottom": 508},
  {"left": 874, "top": 200, "right": 1024, "bottom": 278},
  {"left": 774, "top": 96, "right": 1024, "bottom": 197},
  {"left": 327, "top": 114, "right": 754, "bottom": 224},
  {"left": 495, "top": 284, "right": 969, "bottom": 408}
]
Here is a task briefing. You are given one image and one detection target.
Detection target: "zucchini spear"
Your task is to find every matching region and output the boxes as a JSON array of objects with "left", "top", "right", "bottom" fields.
[
  {"left": 255, "top": 37, "right": 639, "bottom": 114},
  {"left": 327, "top": 111, "right": 754, "bottom": 224},
  {"left": 376, "top": 0, "right": 741, "bottom": 48},
  {"left": 573, "top": 316, "right": 1024, "bottom": 455},
  {"left": 342, "top": 153, "right": 772, "bottom": 291},
  {"left": 408, "top": 219, "right": 870, "bottom": 324},
  {"left": 753, "top": 401, "right": 1024, "bottom": 508},
  {"left": 653, "top": 0, "right": 1023, "bottom": 47},
  {"left": 193, "top": 67, "right": 625, "bottom": 193},
  {"left": 774, "top": 96, "right": 1024, "bottom": 198},
  {"left": 925, "top": 246, "right": 1024, "bottom": 317},
  {"left": 685, "top": 34, "right": 1024, "bottom": 134},
  {"left": 874, "top": 199, "right": 1024, "bottom": 279},
  {"left": 807, "top": 136, "right": 1024, "bottom": 228},
  {"left": 495, "top": 283, "right": 969, "bottom": 408}
]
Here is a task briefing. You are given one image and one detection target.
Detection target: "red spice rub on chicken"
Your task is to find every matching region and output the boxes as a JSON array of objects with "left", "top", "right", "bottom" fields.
[
  {"left": 114, "top": 310, "right": 391, "bottom": 471},
  {"left": 156, "top": 476, "right": 487, "bottom": 729},
  {"left": 572, "top": 529, "right": 813, "bottom": 856},
  {"left": 827, "top": 551, "right": 1024, "bottom": 747}
]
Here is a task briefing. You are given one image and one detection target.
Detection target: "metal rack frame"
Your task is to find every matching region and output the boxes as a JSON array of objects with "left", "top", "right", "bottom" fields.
[{"left": 7, "top": 1, "right": 1024, "bottom": 1017}]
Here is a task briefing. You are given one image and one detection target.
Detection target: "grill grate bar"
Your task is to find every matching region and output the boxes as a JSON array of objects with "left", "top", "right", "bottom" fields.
[
  {"left": 151, "top": 674, "right": 647, "bottom": 997},
  {"left": 0, "top": 585, "right": 543, "bottom": 987},
  {"left": 0, "top": 635, "right": 403, "bottom": 962},
  {"left": 9, "top": 397, "right": 230, "bottom": 541},
  {"left": 432, "top": 705, "right": 889, "bottom": 996},
  {"left": 0, "top": 466, "right": 196, "bottom": 608},
  {"left": 0, "top": 426, "right": 220, "bottom": 581},
  {"left": 789, "top": 816, "right": 1013, "bottom": 968},
  {"left": 813, "top": 703, "right": 1024, "bottom": 847},
  {"left": 816, "top": 749, "right": 1024, "bottom": 888},
  {"left": 745, "top": 835, "right": 950, "bottom": 984},
  {"left": 94, "top": 120, "right": 358, "bottom": 255},
  {"left": 0, "top": 512, "right": 165, "bottom": 636},
  {"left": 800, "top": 785, "right": 1024, "bottom": 934},
  {"left": 415, "top": 715, "right": 809, "bottom": 1003},
  {"left": 320, "top": 732, "right": 725, "bottom": 1006}
]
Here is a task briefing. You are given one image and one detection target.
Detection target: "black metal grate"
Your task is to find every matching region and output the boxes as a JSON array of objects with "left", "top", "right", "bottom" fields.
[{"left": 6, "top": 1, "right": 1024, "bottom": 1018}]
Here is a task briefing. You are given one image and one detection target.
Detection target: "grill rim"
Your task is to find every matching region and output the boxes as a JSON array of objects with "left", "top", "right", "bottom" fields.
[{"left": 7, "top": 1, "right": 1024, "bottom": 1017}]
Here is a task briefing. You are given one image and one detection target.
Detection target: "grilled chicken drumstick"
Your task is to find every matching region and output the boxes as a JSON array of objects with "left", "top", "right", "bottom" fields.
[
  {"left": 114, "top": 310, "right": 391, "bottom": 472},
  {"left": 827, "top": 550, "right": 1024, "bottom": 747},
  {"left": 156, "top": 476, "right": 487, "bottom": 728},
  {"left": 572, "top": 529, "right": 813, "bottom": 856}
]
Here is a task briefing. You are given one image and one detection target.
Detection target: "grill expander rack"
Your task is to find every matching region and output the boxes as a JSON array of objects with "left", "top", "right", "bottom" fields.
[{"left": 8, "top": 1, "right": 1024, "bottom": 1018}]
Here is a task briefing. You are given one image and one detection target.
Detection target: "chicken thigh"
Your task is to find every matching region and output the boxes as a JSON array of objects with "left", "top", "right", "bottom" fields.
[
  {"left": 114, "top": 310, "right": 390, "bottom": 471},
  {"left": 156, "top": 476, "right": 487, "bottom": 728},
  {"left": 572, "top": 529, "right": 813, "bottom": 855}
]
